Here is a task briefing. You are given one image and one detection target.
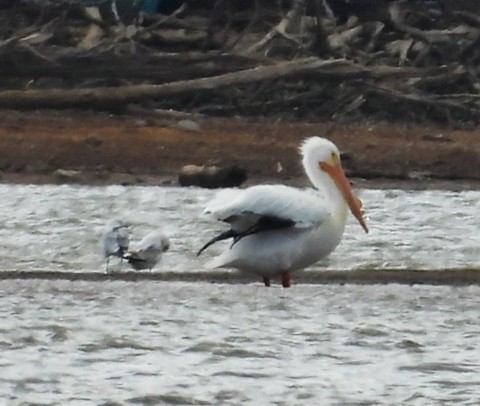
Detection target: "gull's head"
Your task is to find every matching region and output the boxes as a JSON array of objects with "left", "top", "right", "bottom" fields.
[
  {"left": 104, "top": 219, "right": 129, "bottom": 235},
  {"left": 301, "top": 136, "right": 368, "bottom": 233},
  {"left": 161, "top": 236, "right": 170, "bottom": 252}
]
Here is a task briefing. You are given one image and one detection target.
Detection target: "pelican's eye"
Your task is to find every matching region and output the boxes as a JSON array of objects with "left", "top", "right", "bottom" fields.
[{"left": 330, "top": 152, "right": 339, "bottom": 165}]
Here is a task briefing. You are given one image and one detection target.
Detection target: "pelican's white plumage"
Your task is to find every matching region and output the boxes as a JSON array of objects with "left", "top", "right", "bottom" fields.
[
  {"left": 101, "top": 219, "right": 129, "bottom": 272},
  {"left": 198, "top": 136, "right": 368, "bottom": 287},
  {"left": 125, "top": 230, "right": 170, "bottom": 271},
  {"left": 205, "top": 185, "right": 330, "bottom": 229}
]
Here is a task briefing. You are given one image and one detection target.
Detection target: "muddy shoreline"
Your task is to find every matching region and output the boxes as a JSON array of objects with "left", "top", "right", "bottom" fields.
[{"left": 1, "top": 109, "right": 479, "bottom": 189}]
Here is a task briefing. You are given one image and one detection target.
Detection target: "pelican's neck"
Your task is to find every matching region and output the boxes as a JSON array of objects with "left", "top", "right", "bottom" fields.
[{"left": 304, "top": 160, "right": 349, "bottom": 222}]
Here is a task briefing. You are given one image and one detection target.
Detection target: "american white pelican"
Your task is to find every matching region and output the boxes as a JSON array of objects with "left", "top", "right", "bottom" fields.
[
  {"left": 197, "top": 136, "right": 368, "bottom": 287},
  {"left": 101, "top": 219, "right": 129, "bottom": 272},
  {"left": 125, "top": 230, "right": 170, "bottom": 271}
]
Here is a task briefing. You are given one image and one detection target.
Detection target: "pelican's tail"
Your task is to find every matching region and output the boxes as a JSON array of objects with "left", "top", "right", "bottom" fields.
[{"left": 205, "top": 256, "right": 227, "bottom": 270}]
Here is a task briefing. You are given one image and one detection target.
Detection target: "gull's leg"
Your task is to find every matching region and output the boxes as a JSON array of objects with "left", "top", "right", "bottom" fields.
[
  {"left": 281, "top": 271, "right": 291, "bottom": 288},
  {"left": 105, "top": 256, "right": 110, "bottom": 273},
  {"left": 262, "top": 277, "right": 271, "bottom": 287}
]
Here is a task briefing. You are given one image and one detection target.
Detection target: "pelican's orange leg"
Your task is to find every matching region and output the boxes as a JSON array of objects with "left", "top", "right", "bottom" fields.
[{"left": 281, "top": 271, "right": 291, "bottom": 288}]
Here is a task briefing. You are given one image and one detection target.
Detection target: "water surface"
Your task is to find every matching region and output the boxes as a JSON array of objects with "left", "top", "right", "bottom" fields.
[
  {"left": 1, "top": 281, "right": 479, "bottom": 405},
  {"left": 0, "top": 184, "right": 479, "bottom": 405},
  {"left": 0, "top": 185, "right": 478, "bottom": 272}
]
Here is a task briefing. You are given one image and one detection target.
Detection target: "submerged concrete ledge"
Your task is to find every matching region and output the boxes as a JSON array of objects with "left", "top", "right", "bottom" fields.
[{"left": 0, "top": 269, "right": 480, "bottom": 286}]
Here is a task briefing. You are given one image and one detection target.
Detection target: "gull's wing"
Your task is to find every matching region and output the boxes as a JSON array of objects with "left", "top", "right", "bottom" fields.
[
  {"left": 101, "top": 220, "right": 129, "bottom": 257},
  {"left": 116, "top": 227, "right": 130, "bottom": 252},
  {"left": 126, "top": 230, "right": 169, "bottom": 270},
  {"left": 101, "top": 231, "right": 118, "bottom": 257},
  {"left": 136, "top": 230, "right": 166, "bottom": 253}
]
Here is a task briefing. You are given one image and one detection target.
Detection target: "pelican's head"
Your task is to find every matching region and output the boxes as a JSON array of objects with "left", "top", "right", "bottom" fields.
[{"left": 301, "top": 137, "right": 368, "bottom": 233}]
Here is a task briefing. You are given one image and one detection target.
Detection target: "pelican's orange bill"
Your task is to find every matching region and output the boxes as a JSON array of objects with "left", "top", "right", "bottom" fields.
[{"left": 320, "top": 162, "right": 369, "bottom": 233}]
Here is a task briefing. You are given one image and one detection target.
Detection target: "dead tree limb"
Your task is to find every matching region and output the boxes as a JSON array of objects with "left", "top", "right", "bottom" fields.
[
  {"left": 368, "top": 84, "right": 480, "bottom": 121},
  {"left": 246, "top": 0, "right": 307, "bottom": 54},
  {"left": 135, "top": 2, "right": 188, "bottom": 37},
  {"left": 0, "top": 50, "right": 262, "bottom": 82},
  {"left": 312, "top": 0, "right": 332, "bottom": 54},
  {"left": 0, "top": 57, "right": 343, "bottom": 109},
  {"left": 0, "top": 57, "right": 457, "bottom": 110}
]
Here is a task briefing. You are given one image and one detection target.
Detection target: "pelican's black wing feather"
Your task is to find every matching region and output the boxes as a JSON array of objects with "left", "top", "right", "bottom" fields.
[{"left": 197, "top": 214, "right": 295, "bottom": 256}]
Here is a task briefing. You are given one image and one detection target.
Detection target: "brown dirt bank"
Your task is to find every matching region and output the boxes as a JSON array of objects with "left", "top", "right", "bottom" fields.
[{"left": 0, "top": 109, "right": 479, "bottom": 189}]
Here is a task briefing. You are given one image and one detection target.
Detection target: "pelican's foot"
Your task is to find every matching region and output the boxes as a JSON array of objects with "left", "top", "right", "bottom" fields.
[
  {"left": 262, "top": 277, "right": 271, "bottom": 287},
  {"left": 281, "top": 271, "right": 291, "bottom": 288}
]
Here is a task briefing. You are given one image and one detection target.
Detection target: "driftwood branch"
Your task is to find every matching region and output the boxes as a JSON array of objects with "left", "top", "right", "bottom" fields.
[
  {"left": 246, "top": 0, "right": 307, "bottom": 54},
  {"left": 368, "top": 83, "right": 480, "bottom": 122},
  {"left": 136, "top": 3, "right": 188, "bottom": 36},
  {"left": 0, "top": 58, "right": 456, "bottom": 110},
  {"left": 1, "top": 0, "right": 480, "bottom": 124},
  {"left": 311, "top": 0, "right": 332, "bottom": 54},
  {"left": 0, "top": 58, "right": 343, "bottom": 109},
  {"left": 2, "top": 269, "right": 480, "bottom": 286},
  {"left": 0, "top": 49, "right": 262, "bottom": 82}
]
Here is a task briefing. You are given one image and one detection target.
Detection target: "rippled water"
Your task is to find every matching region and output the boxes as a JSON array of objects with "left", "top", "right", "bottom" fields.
[
  {"left": 0, "top": 184, "right": 478, "bottom": 271},
  {"left": 0, "top": 184, "right": 479, "bottom": 404},
  {"left": 2, "top": 281, "right": 480, "bottom": 405}
]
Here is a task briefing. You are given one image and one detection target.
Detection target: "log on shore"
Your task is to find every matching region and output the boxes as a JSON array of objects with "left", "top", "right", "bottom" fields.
[
  {"left": 1, "top": 269, "right": 479, "bottom": 286},
  {"left": 0, "top": 49, "right": 261, "bottom": 82},
  {"left": 0, "top": 58, "right": 457, "bottom": 110}
]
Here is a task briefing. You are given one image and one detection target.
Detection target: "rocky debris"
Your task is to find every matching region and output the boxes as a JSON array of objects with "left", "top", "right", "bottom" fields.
[
  {"left": 54, "top": 168, "right": 82, "bottom": 181},
  {"left": 175, "top": 119, "right": 201, "bottom": 132},
  {"left": 178, "top": 164, "right": 247, "bottom": 188}
]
